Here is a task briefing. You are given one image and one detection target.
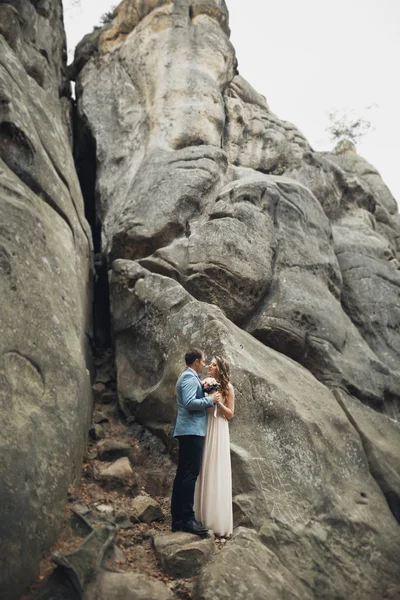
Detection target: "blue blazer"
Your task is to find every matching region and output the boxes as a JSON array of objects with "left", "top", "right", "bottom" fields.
[{"left": 173, "top": 368, "right": 214, "bottom": 437}]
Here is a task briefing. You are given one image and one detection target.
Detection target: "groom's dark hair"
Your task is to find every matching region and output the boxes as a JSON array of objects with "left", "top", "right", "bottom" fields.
[{"left": 185, "top": 348, "right": 203, "bottom": 366}]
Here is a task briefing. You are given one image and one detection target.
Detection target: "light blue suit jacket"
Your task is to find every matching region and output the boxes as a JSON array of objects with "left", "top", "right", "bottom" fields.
[{"left": 173, "top": 368, "right": 214, "bottom": 437}]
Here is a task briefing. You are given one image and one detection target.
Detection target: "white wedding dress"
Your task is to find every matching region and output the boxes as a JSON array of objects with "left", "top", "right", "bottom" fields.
[{"left": 194, "top": 405, "right": 233, "bottom": 537}]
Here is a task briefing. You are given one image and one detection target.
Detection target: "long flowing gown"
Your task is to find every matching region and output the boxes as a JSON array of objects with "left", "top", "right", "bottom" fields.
[{"left": 194, "top": 405, "right": 233, "bottom": 537}]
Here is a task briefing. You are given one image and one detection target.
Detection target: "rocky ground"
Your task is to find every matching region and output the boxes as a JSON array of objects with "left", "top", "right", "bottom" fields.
[{"left": 23, "top": 349, "right": 227, "bottom": 600}]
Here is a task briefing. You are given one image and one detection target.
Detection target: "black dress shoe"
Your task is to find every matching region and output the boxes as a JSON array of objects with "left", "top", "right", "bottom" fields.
[
  {"left": 171, "top": 521, "right": 182, "bottom": 532},
  {"left": 194, "top": 519, "right": 204, "bottom": 528},
  {"left": 182, "top": 518, "right": 208, "bottom": 535}
]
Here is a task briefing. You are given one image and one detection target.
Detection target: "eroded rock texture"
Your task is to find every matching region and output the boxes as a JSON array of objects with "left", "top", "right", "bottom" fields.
[
  {"left": 110, "top": 261, "right": 400, "bottom": 598},
  {"left": 0, "top": 1, "right": 92, "bottom": 597},
  {"left": 73, "top": 0, "right": 400, "bottom": 597}
]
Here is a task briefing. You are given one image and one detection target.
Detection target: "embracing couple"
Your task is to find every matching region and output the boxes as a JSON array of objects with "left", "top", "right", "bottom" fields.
[{"left": 171, "top": 348, "right": 235, "bottom": 537}]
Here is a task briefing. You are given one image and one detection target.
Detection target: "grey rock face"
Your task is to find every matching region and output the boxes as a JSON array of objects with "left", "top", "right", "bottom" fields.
[
  {"left": 75, "top": 0, "right": 400, "bottom": 415},
  {"left": 0, "top": 0, "right": 388, "bottom": 597},
  {"left": 73, "top": 2, "right": 400, "bottom": 596},
  {"left": 110, "top": 262, "right": 400, "bottom": 597},
  {"left": 0, "top": 1, "right": 92, "bottom": 597},
  {"left": 194, "top": 527, "right": 312, "bottom": 600},
  {"left": 223, "top": 75, "right": 311, "bottom": 174}
]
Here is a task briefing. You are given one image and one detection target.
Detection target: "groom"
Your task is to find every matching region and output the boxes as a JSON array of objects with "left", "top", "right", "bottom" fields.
[{"left": 171, "top": 348, "right": 219, "bottom": 535}]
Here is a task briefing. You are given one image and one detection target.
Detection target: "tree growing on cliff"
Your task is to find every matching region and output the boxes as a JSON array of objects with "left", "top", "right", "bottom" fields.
[
  {"left": 100, "top": 7, "right": 116, "bottom": 25},
  {"left": 327, "top": 106, "right": 376, "bottom": 153}
]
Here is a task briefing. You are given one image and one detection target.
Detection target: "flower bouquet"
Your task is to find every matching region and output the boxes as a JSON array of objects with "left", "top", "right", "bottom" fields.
[
  {"left": 202, "top": 377, "right": 220, "bottom": 394},
  {"left": 202, "top": 377, "right": 220, "bottom": 417}
]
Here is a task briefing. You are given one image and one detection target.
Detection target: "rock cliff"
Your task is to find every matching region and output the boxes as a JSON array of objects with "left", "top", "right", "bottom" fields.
[
  {"left": 73, "top": 1, "right": 400, "bottom": 597},
  {"left": 0, "top": 1, "right": 92, "bottom": 598},
  {"left": 1, "top": 0, "right": 400, "bottom": 598}
]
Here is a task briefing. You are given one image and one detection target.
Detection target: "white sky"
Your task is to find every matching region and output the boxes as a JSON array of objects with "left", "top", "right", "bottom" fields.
[{"left": 63, "top": 0, "right": 400, "bottom": 203}]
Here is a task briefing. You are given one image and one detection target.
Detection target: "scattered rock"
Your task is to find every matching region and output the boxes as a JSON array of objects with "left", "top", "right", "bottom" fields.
[
  {"left": 95, "top": 504, "right": 114, "bottom": 514},
  {"left": 143, "top": 528, "right": 158, "bottom": 540},
  {"left": 85, "top": 571, "right": 173, "bottom": 600},
  {"left": 93, "top": 410, "right": 109, "bottom": 424},
  {"left": 104, "top": 543, "right": 127, "bottom": 567},
  {"left": 72, "top": 503, "right": 91, "bottom": 516},
  {"left": 52, "top": 524, "right": 116, "bottom": 597},
  {"left": 86, "top": 447, "right": 98, "bottom": 460},
  {"left": 153, "top": 531, "right": 215, "bottom": 578},
  {"left": 100, "top": 391, "right": 116, "bottom": 404},
  {"left": 114, "top": 511, "right": 128, "bottom": 523},
  {"left": 92, "top": 382, "right": 106, "bottom": 402},
  {"left": 90, "top": 423, "right": 106, "bottom": 440},
  {"left": 99, "top": 457, "right": 137, "bottom": 491},
  {"left": 132, "top": 495, "right": 164, "bottom": 524},
  {"left": 114, "top": 510, "right": 133, "bottom": 529},
  {"left": 97, "top": 439, "right": 133, "bottom": 461}
]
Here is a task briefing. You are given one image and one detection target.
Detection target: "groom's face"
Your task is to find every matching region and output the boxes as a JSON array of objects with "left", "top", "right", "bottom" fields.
[{"left": 194, "top": 353, "right": 206, "bottom": 375}]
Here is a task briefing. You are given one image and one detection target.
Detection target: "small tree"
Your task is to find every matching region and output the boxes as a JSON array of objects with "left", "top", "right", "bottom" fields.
[
  {"left": 99, "top": 7, "right": 116, "bottom": 25},
  {"left": 326, "top": 106, "right": 376, "bottom": 153}
]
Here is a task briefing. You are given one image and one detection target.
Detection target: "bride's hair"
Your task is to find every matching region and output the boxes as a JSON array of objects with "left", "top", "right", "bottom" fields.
[{"left": 214, "top": 356, "right": 230, "bottom": 396}]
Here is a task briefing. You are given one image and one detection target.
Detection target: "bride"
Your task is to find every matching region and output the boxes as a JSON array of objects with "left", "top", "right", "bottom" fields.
[{"left": 194, "top": 356, "right": 234, "bottom": 537}]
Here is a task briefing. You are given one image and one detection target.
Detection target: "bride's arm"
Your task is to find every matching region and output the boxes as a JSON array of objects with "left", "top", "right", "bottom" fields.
[{"left": 217, "top": 384, "right": 235, "bottom": 420}]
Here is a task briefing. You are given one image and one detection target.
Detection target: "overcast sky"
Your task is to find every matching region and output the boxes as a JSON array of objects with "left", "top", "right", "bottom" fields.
[{"left": 63, "top": 0, "right": 400, "bottom": 203}]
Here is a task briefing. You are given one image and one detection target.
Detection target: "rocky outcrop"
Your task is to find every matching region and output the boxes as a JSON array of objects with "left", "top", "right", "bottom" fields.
[
  {"left": 85, "top": 571, "right": 174, "bottom": 600},
  {"left": 0, "top": 1, "right": 93, "bottom": 597},
  {"left": 2, "top": 0, "right": 399, "bottom": 597},
  {"left": 72, "top": 1, "right": 400, "bottom": 597},
  {"left": 109, "top": 261, "right": 400, "bottom": 597},
  {"left": 194, "top": 527, "right": 313, "bottom": 600},
  {"left": 75, "top": 0, "right": 400, "bottom": 415}
]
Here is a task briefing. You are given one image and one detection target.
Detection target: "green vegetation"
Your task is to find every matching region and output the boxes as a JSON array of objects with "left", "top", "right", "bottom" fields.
[
  {"left": 99, "top": 7, "right": 116, "bottom": 26},
  {"left": 327, "top": 106, "right": 376, "bottom": 152}
]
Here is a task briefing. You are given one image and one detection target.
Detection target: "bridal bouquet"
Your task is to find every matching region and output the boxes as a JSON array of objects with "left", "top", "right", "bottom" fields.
[
  {"left": 202, "top": 377, "right": 220, "bottom": 394},
  {"left": 202, "top": 377, "right": 220, "bottom": 417}
]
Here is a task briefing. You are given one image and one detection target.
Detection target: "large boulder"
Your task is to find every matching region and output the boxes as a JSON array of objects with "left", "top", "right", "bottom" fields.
[
  {"left": 194, "top": 527, "right": 312, "bottom": 600},
  {"left": 74, "top": 0, "right": 400, "bottom": 412},
  {"left": 75, "top": 0, "right": 236, "bottom": 259},
  {"left": 72, "top": 1, "right": 400, "bottom": 598},
  {"left": 110, "top": 261, "right": 400, "bottom": 597},
  {"left": 85, "top": 571, "right": 173, "bottom": 600},
  {"left": 0, "top": 2, "right": 92, "bottom": 597}
]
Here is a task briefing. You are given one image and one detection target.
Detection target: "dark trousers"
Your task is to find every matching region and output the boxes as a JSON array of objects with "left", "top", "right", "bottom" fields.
[{"left": 171, "top": 435, "right": 204, "bottom": 524}]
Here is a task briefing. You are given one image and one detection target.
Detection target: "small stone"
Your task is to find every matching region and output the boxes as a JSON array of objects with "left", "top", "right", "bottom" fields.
[
  {"left": 114, "top": 511, "right": 133, "bottom": 529},
  {"left": 90, "top": 423, "right": 105, "bottom": 440},
  {"left": 143, "top": 528, "right": 157, "bottom": 540},
  {"left": 100, "top": 391, "right": 116, "bottom": 404},
  {"left": 72, "top": 503, "right": 91, "bottom": 516},
  {"left": 114, "top": 511, "right": 128, "bottom": 523},
  {"left": 153, "top": 531, "right": 215, "bottom": 578},
  {"left": 97, "top": 439, "right": 132, "bottom": 461},
  {"left": 131, "top": 495, "right": 164, "bottom": 524},
  {"left": 92, "top": 382, "right": 106, "bottom": 402},
  {"left": 96, "top": 504, "right": 114, "bottom": 514},
  {"left": 86, "top": 448, "right": 98, "bottom": 460},
  {"left": 99, "top": 457, "right": 138, "bottom": 490},
  {"left": 93, "top": 410, "right": 109, "bottom": 424}
]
